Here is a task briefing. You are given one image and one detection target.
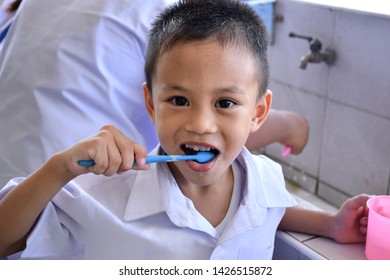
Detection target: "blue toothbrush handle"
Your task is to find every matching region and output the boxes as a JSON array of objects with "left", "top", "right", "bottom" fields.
[
  {"left": 78, "top": 152, "right": 213, "bottom": 167},
  {"left": 145, "top": 155, "right": 174, "bottom": 164},
  {"left": 78, "top": 160, "right": 95, "bottom": 167},
  {"left": 78, "top": 155, "right": 178, "bottom": 167}
]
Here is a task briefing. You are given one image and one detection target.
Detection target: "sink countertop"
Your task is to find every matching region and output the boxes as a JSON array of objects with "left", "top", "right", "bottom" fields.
[{"left": 276, "top": 188, "right": 367, "bottom": 260}]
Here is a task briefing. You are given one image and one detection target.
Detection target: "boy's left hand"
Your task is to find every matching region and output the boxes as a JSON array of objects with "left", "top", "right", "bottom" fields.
[{"left": 331, "top": 194, "right": 370, "bottom": 243}]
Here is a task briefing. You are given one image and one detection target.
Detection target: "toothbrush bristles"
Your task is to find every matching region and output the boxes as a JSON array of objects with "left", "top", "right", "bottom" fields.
[{"left": 196, "top": 151, "right": 215, "bottom": 163}]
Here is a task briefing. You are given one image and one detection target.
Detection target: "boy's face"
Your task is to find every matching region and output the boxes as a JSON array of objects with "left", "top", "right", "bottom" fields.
[{"left": 144, "top": 39, "right": 271, "bottom": 189}]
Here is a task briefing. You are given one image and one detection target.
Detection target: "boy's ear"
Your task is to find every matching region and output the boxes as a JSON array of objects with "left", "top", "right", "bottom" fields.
[
  {"left": 250, "top": 90, "right": 272, "bottom": 133},
  {"left": 143, "top": 83, "right": 156, "bottom": 124}
]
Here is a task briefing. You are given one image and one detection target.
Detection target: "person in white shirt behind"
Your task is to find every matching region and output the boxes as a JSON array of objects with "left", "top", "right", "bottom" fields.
[{"left": 0, "top": 0, "right": 368, "bottom": 260}]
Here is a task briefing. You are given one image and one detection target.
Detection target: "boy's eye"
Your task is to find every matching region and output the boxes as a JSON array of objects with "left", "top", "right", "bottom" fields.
[
  {"left": 215, "top": 99, "right": 235, "bottom": 108},
  {"left": 170, "top": 96, "right": 189, "bottom": 106}
]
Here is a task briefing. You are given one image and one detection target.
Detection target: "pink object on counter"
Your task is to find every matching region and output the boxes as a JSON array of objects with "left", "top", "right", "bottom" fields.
[
  {"left": 365, "top": 195, "right": 390, "bottom": 260},
  {"left": 282, "top": 145, "right": 292, "bottom": 158}
]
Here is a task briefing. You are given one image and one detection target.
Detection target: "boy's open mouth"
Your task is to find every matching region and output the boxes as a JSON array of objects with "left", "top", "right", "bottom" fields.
[{"left": 181, "top": 144, "right": 219, "bottom": 163}]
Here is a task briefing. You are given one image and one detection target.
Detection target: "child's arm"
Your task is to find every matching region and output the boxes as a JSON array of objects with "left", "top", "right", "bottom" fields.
[
  {"left": 246, "top": 109, "right": 309, "bottom": 155},
  {"left": 0, "top": 125, "right": 148, "bottom": 257},
  {"left": 279, "top": 194, "right": 369, "bottom": 243}
]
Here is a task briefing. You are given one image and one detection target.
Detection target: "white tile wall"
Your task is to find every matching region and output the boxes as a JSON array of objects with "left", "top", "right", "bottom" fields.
[
  {"left": 264, "top": 0, "right": 390, "bottom": 206},
  {"left": 317, "top": 182, "right": 350, "bottom": 207},
  {"left": 320, "top": 101, "right": 390, "bottom": 197},
  {"left": 329, "top": 10, "right": 390, "bottom": 119},
  {"left": 268, "top": 0, "right": 334, "bottom": 97}
]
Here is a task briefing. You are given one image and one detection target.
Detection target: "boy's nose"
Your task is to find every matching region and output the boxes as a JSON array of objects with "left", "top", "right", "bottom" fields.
[{"left": 184, "top": 108, "right": 217, "bottom": 135}]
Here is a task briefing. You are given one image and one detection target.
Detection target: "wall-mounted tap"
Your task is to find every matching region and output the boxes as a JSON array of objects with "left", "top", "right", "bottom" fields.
[{"left": 289, "top": 32, "right": 336, "bottom": 70}]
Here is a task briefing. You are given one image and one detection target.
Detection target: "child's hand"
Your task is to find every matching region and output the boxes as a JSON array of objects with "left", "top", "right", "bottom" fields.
[
  {"left": 331, "top": 194, "right": 370, "bottom": 243},
  {"left": 63, "top": 125, "right": 149, "bottom": 178}
]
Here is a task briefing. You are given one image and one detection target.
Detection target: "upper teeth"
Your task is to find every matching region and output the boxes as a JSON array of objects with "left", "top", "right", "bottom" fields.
[{"left": 185, "top": 144, "right": 212, "bottom": 152}]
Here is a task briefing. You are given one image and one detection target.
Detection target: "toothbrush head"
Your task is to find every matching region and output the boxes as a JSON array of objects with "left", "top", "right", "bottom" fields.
[{"left": 195, "top": 151, "right": 215, "bottom": 163}]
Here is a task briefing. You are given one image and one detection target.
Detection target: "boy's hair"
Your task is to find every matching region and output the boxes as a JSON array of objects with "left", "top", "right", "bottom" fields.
[{"left": 145, "top": 0, "right": 270, "bottom": 98}]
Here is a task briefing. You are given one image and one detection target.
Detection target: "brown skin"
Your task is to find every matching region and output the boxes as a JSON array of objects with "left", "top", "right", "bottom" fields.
[
  {"left": 246, "top": 109, "right": 309, "bottom": 154},
  {"left": 280, "top": 194, "right": 369, "bottom": 243}
]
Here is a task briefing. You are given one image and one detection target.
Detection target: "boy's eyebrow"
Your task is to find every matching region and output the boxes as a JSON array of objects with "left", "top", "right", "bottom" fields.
[
  {"left": 214, "top": 86, "right": 246, "bottom": 95},
  {"left": 162, "top": 84, "right": 187, "bottom": 93},
  {"left": 162, "top": 84, "right": 247, "bottom": 95}
]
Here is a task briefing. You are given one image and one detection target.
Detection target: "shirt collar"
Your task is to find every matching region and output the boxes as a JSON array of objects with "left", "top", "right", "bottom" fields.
[
  {"left": 122, "top": 147, "right": 197, "bottom": 221},
  {"left": 237, "top": 147, "right": 296, "bottom": 209},
  {"left": 227, "top": 147, "right": 296, "bottom": 230},
  {"left": 123, "top": 146, "right": 295, "bottom": 229},
  {"left": 123, "top": 146, "right": 218, "bottom": 235},
  {"left": 122, "top": 162, "right": 164, "bottom": 222}
]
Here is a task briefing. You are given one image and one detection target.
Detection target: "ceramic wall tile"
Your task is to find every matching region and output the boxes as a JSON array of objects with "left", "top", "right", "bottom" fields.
[
  {"left": 329, "top": 10, "right": 390, "bottom": 119},
  {"left": 319, "top": 102, "right": 390, "bottom": 196},
  {"left": 317, "top": 182, "right": 350, "bottom": 208},
  {"left": 269, "top": 0, "right": 335, "bottom": 97},
  {"left": 281, "top": 162, "right": 318, "bottom": 193}
]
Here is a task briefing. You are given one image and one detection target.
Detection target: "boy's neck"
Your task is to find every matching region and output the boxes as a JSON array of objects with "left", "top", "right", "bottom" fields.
[{"left": 175, "top": 165, "right": 234, "bottom": 227}]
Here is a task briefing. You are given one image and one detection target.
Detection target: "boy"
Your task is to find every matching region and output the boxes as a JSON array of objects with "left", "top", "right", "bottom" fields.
[
  {"left": 0, "top": 0, "right": 367, "bottom": 259},
  {"left": 0, "top": 0, "right": 308, "bottom": 189}
]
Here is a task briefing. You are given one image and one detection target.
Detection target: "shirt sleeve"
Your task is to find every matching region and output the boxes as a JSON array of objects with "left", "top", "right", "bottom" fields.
[
  {"left": 1, "top": 178, "right": 91, "bottom": 259},
  {"left": 250, "top": 154, "right": 298, "bottom": 208}
]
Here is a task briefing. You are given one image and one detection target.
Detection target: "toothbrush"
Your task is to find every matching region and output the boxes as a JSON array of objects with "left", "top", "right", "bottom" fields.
[
  {"left": 282, "top": 145, "right": 292, "bottom": 158},
  {"left": 78, "top": 151, "right": 215, "bottom": 167}
]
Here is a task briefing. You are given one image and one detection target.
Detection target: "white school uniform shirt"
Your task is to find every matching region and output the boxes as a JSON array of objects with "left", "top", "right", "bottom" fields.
[
  {"left": 0, "top": 0, "right": 178, "bottom": 187},
  {"left": 1, "top": 148, "right": 297, "bottom": 260}
]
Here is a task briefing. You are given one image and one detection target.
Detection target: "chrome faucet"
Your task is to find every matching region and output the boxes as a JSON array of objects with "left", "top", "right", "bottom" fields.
[{"left": 289, "top": 32, "right": 336, "bottom": 70}]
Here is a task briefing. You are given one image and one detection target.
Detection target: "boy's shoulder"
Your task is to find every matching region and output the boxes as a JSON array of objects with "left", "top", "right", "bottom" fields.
[
  {"left": 236, "top": 148, "right": 296, "bottom": 208},
  {"left": 238, "top": 148, "right": 283, "bottom": 175}
]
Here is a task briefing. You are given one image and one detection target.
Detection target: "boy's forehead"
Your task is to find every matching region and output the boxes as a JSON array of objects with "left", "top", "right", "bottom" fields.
[
  {"left": 157, "top": 38, "right": 258, "bottom": 69},
  {"left": 152, "top": 39, "right": 261, "bottom": 95},
  {"left": 155, "top": 39, "right": 260, "bottom": 77}
]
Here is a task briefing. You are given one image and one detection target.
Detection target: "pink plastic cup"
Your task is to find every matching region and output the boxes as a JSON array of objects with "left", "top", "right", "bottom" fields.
[{"left": 365, "top": 195, "right": 390, "bottom": 260}]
